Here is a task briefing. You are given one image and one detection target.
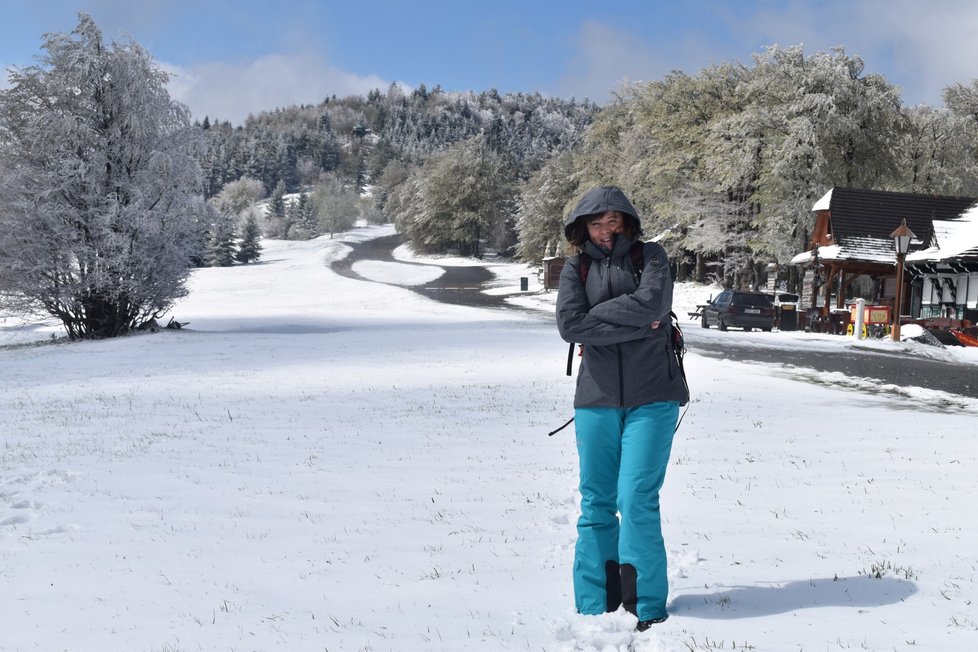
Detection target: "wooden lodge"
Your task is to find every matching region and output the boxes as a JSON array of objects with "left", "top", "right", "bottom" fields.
[
  {"left": 905, "top": 203, "right": 978, "bottom": 324},
  {"left": 790, "top": 187, "right": 977, "bottom": 330}
]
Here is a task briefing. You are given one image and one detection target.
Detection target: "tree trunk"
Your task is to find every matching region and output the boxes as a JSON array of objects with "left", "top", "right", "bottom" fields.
[{"left": 694, "top": 252, "right": 707, "bottom": 284}]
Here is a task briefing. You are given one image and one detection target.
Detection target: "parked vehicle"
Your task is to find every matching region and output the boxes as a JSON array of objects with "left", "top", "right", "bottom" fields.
[
  {"left": 764, "top": 292, "right": 800, "bottom": 306},
  {"left": 701, "top": 290, "right": 775, "bottom": 332}
]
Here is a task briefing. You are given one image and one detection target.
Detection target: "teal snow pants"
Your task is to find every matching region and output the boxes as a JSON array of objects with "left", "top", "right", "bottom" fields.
[{"left": 573, "top": 402, "right": 679, "bottom": 621}]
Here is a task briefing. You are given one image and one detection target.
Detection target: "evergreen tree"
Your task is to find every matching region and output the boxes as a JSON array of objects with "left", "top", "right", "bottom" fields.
[
  {"left": 285, "top": 191, "right": 313, "bottom": 239},
  {"left": 269, "top": 180, "right": 287, "bottom": 218},
  {"left": 263, "top": 180, "right": 288, "bottom": 236},
  {"left": 206, "top": 215, "right": 237, "bottom": 267},
  {"left": 235, "top": 209, "right": 263, "bottom": 263}
]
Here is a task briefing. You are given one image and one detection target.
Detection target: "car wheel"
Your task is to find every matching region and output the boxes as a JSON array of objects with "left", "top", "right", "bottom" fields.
[
  {"left": 718, "top": 316, "right": 727, "bottom": 332},
  {"left": 701, "top": 314, "right": 709, "bottom": 329}
]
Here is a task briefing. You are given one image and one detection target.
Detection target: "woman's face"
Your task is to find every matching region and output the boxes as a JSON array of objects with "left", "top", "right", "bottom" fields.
[{"left": 586, "top": 211, "right": 624, "bottom": 249}]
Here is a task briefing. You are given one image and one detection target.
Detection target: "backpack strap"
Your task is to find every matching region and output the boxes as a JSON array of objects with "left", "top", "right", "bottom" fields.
[
  {"left": 628, "top": 241, "right": 645, "bottom": 276},
  {"left": 578, "top": 252, "right": 593, "bottom": 285}
]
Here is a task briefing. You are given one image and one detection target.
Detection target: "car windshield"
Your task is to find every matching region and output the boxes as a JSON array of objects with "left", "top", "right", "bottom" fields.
[{"left": 732, "top": 293, "right": 773, "bottom": 307}]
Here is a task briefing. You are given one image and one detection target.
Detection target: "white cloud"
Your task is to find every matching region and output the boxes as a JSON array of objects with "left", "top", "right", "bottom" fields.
[
  {"left": 728, "top": 0, "right": 978, "bottom": 106},
  {"left": 552, "top": 21, "right": 673, "bottom": 104},
  {"left": 851, "top": 0, "right": 978, "bottom": 104},
  {"left": 554, "top": 2, "right": 978, "bottom": 109},
  {"left": 161, "top": 53, "right": 392, "bottom": 125}
]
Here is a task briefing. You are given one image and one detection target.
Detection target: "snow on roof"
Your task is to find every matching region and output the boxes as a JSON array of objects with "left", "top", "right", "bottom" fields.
[
  {"left": 836, "top": 236, "right": 903, "bottom": 263},
  {"left": 791, "top": 241, "right": 896, "bottom": 266},
  {"left": 789, "top": 250, "right": 814, "bottom": 265},
  {"left": 812, "top": 187, "right": 833, "bottom": 212},
  {"left": 907, "top": 204, "right": 978, "bottom": 262}
]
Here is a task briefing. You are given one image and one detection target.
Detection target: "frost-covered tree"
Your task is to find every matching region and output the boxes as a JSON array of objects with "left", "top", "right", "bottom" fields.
[
  {"left": 211, "top": 176, "right": 265, "bottom": 216},
  {"left": 562, "top": 45, "right": 911, "bottom": 288},
  {"left": 937, "top": 80, "right": 978, "bottom": 194},
  {"left": 261, "top": 180, "right": 291, "bottom": 238},
  {"left": 235, "top": 209, "right": 263, "bottom": 264},
  {"left": 943, "top": 80, "right": 978, "bottom": 126},
  {"left": 268, "top": 180, "right": 287, "bottom": 220},
  {"left": 397, "top": 137, "right": 514, "bottom": 256},
  {"left": 0, "top": 14, "right": 203, "bottom": 339},
  {"left": 185, "top": 196, "right": 221, "bottom": 267},
  {"left": 205, "top": 214, "right": 237, "bottom": 267},
  {"left": 311, "top": 175, "right": 359, "bottom": 237},
  {"left": 515, "top": 151, "right": 579, "bottom": 262},
  {"left": 895, "top": 105, "right": 977, "bottom": 196},
  {"left": 285, "top": 191, "right": 314, "bottom": 239}
]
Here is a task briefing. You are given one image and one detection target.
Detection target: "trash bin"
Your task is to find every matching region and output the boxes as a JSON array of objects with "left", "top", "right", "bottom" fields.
[{"left": 778, "top": 303, "right": 797, "bottom": 331}]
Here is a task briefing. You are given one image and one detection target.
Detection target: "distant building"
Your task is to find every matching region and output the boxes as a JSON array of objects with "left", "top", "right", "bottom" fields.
[
  {"left": 905, "top": 204, "right": 978, "bottom": 323},
  {"left": 790, "top": 187, "right": 976, "bottom": 323}
]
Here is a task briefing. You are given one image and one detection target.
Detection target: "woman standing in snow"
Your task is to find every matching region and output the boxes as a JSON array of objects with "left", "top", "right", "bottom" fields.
[{"left": 556, "top": 185, "right": 688, "bottom": 631}]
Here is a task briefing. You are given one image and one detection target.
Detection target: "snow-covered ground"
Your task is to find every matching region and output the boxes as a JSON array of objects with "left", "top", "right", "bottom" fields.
[{"left": 2, "top": 224, "right": 977, "bottom": 651}]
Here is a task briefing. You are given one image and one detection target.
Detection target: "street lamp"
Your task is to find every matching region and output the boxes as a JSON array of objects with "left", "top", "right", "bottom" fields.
[{"left": 889, "top": 218, "right": 917, "bottom": 342}]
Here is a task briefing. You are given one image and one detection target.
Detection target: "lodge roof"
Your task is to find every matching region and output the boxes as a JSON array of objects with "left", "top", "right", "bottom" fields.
[
  {"left": 820, "top": 187, "right": 975, "bottom": 248},
  {"left": 793, "top": 187, "right": 977, "bottom": 266},
  {"left": 907, "top": 203, "right": 978, "bottom": 265}
]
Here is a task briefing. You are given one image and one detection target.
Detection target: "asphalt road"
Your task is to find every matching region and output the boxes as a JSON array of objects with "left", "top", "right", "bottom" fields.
[
  {"left": 685, "top": 330, "right": 978, "bottom": 400},
  {"left": 334, "top": 233, "right": 978, "bottom": 402},
  {"left": 331, "top": 233, "right": 511, "bottom": 309}
]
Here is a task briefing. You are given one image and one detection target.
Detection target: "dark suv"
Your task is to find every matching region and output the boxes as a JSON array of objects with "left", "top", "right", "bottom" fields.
[{"left": 701, "top": 290, "right": 775, "bottom": 332}]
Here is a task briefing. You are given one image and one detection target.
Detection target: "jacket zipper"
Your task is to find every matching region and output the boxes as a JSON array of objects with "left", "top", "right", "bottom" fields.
[{"left": 606, "top": 257, "right": 625, "bottom": 407}]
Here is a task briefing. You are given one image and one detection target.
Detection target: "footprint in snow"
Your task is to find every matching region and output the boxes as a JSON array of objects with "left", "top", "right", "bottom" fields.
[{"left": 1, "top": 513, "right": 35, "bottom": 527}]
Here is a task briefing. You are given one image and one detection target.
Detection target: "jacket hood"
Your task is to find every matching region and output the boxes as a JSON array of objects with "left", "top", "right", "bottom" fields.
[{"left": 564, "top": 186, "right": 640, "bottom": 240}]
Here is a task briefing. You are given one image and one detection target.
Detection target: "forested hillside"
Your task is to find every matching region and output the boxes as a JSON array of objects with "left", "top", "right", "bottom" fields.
[
  {"left": 200, "top": 45, "right": 978, "bottom": 290},
  {"left": 196, "top": 85, "right": 596, "bottom": 256}
]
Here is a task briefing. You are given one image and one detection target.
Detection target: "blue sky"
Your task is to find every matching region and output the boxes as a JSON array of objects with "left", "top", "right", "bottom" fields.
[{"left": 2, "top": 0, "right": 978, "bottom": 125}]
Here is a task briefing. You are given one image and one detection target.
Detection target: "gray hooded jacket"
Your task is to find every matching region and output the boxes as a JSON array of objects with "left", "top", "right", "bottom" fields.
[{"left": 556, "top": 186, "right": 689, "bottom": 409}]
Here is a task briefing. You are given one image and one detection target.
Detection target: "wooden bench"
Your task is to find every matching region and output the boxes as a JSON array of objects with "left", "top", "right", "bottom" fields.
[{"left": 687, "top": 304, "right": 707, "bottom": 321}]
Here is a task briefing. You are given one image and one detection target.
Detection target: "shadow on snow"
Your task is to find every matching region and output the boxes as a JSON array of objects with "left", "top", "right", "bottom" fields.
[{"left": 670, "top": 576, "right": 916, "bottom": 619}]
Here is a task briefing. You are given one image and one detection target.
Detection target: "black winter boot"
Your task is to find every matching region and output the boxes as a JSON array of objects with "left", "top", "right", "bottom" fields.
[
  {"left": 620, "top": 563, "right": 638, "bottom": 616},
  {"left": 604, "top": 560, "right": 622, "bottom": 612},
  {"left": 636, "top": 615, "right": 668, "bottom": 631}
]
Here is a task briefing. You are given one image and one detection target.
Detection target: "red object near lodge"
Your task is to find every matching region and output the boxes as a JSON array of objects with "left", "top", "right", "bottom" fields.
[{"left": 950, "top": 329, "right": 978, "bottom": 347}]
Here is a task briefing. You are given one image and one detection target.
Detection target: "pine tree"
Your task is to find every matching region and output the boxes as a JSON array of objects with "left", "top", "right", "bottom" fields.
[
  {"left": 285, "top": 191, "right": 314, "bottom": 239},
  {"left": 264, "top": 180, "right": 288, "bottom": 236},
  {"left": 235, "top": 210, "right": 263, "bottom": 263},
  {"left": 206, "top": 216, "right": 237, "bottom": 267}
]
